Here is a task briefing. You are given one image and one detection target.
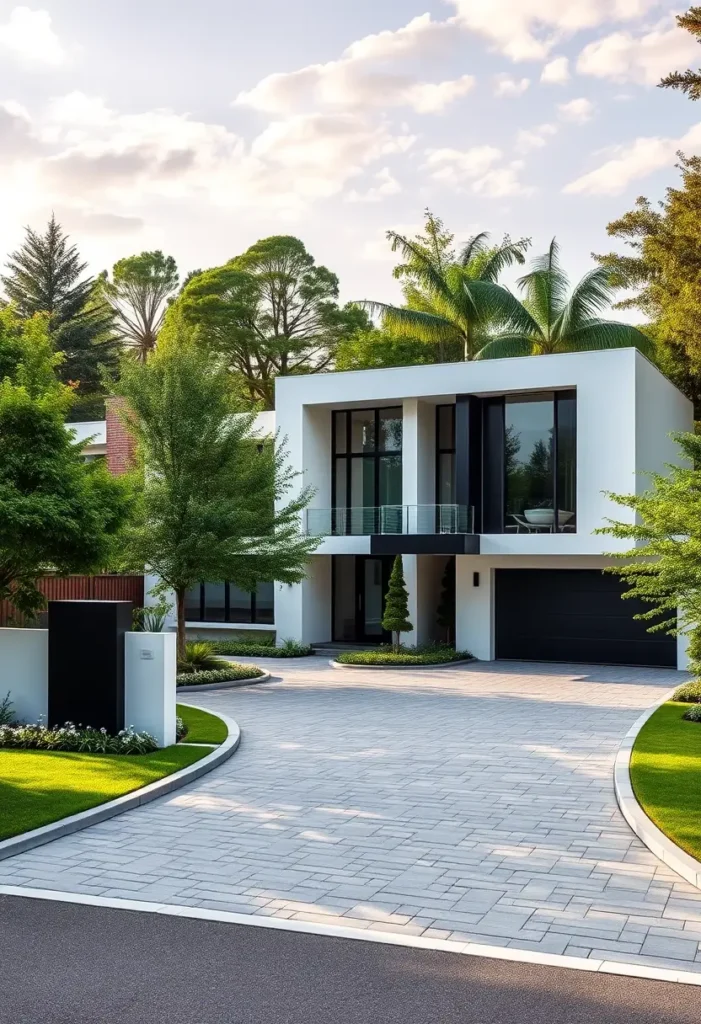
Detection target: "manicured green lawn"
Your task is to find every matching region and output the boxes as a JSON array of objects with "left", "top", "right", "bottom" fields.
[
  {"left": 177, "top": 704, "right": 228, "bottom": 745},
  {"left": 0, "top": 744, "right": 207, "bottom": 842},
  {"left": 630, "top": 701, "right": 701, "bottom": 862}
]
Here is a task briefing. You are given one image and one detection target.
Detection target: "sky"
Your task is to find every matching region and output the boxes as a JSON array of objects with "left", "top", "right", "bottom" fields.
[{"left": 0, "top": 0, "right": 699, "bottom": 306}]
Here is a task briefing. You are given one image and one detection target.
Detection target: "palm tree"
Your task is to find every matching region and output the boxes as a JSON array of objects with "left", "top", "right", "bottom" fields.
[
  {"left": 360, "top": 231, "right": 532, "bottom": 361},
  {"left": 475, "top": 239, "right": 652, "bottom": 359}
]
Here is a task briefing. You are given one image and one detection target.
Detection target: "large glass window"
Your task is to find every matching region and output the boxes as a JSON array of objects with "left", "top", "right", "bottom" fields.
[
  {"left": 185, "top": 581, "right": 275, "bottom": 623},
  {"left": 333, "top": 407, "right": 403, "bottom": 534},
  {"left": 500, "top": 391, "right": 576, "bottom": 533}
]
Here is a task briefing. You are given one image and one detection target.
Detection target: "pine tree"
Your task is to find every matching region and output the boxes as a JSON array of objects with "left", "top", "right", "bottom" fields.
[
  {"left": 381, "top": 555, "right": 413, "bottom": 651},
  {"left": 660, "top": 7, "right": 701, "bottom": 100},
  {"left": 2, "top": 215, "right": 118, "bottom": 419},
  {"left": 436, "top": 558, "right": 456, "bottom": 644}
]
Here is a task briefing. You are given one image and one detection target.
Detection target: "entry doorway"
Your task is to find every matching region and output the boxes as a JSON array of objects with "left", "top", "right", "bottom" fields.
[{"left": 333, "top": 555, "right": 393, "bottom": 644}]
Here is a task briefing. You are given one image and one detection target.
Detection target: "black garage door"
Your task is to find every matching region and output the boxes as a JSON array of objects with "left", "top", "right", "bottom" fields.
[{"left": 495, "top": 569, "right": 676, "bottom": 667}]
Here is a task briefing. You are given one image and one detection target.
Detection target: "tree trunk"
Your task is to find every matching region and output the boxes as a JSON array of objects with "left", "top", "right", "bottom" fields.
[
  {"left": 176, "top": 588, "right": 187, "bottom": 664},
  {"left": 393, "top": 630, "right": 400, "bottom": 653}
]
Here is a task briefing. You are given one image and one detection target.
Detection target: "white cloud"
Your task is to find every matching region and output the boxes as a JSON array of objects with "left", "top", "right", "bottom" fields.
[
  {"left": 424, "top": 145, "right": 533, "bottom": 196},
  {"left": 235, "top": 13, "right": 471, "bottom": 116},
  {"left": 558, "top": 97, "right": 595, "bottom": 123},
  {"left": 516, "top": 122, "right": 558, "bottom": 152},
  {"left": 449, "top": 0, "right": 658, "bottom": 61},
  {"left": 564, "top": 122, "right": 701, "bottom": 195},
  {"left": 494, "top": 74, "right": 530, "bottom": 97},
  {"left": 0, "top": 6, "right": 66, "bottom": 66},
  {"left": 577, "top": 17, "right": 699, "bottom": 85},
  {"left": 541, "top": 56, "right": 570, "bottom": 84},
  {"left": 346, "top": 167, "right": 402, "bottom": 203}
]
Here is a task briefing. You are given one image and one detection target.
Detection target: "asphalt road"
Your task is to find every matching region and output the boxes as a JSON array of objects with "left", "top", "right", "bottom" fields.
[{"left": 1, "top": 895, "right": 698, "bottom": 1024}]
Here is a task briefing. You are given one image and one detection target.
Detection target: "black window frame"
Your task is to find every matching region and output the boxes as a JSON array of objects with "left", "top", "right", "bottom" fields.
[
  {"left": 332, "top": 407, "right": 403, "bottom": 534},
  {"left": 186, "top": 581, "right": 275, "bottom": 624}
]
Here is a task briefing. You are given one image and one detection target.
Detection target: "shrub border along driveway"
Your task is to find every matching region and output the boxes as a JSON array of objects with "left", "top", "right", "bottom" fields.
[
  {"left": 329, "top": 658, "right": 475, "bottom": 671},
  {"left": 614, "top": 691, "right": 701, "bottom": 891},
  {"left": 0, "top": 708, "right": 240, "bottom": 863}
]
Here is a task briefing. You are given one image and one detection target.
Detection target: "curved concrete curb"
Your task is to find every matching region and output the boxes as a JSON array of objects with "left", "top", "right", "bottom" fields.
[
  {"left": 177, "top": 670, "right": 271, "bottom": 693},
  {"left": 329, "top": 658, "right": 475, "bottom": 671},
  {"left": 614, "top": 692, "right": 701, "bottom": 890},
  {"left": 0, "top": 710, "right": 241, "bottom": 864}
]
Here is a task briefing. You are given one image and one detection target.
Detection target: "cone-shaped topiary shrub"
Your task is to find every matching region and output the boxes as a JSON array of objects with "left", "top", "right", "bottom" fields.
[{"left": 381, "top": 554, "right": 413, "bottom": 651}]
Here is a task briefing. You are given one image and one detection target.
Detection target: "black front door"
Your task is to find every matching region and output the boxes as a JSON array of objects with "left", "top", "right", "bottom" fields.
[{"left": 356, "top": 556, "right": 392, "bottom": 644}]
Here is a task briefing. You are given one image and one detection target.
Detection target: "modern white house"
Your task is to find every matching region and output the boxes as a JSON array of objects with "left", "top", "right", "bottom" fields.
[{"left": 85, "top": 349, "right": 693, "bottom": 669}]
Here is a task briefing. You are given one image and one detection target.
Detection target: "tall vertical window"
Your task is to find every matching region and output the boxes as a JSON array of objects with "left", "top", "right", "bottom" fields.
[
  {"left": 435, "top": 404, "right": 456, "bottom": 505},
  {"left": 333, "top": 407, "right": 403, "bottom": 532}
]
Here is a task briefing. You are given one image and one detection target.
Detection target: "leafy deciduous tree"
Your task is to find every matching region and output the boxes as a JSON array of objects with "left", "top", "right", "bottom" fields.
[
  {"left": 0, "top": 310, "right": 131, "bottom": 616},
  {"left": 599, "top": 431, "right": 701, "bottom": 677},
  {"left": 102, "top": 251, "right": 179, "bottom": 362},
  {"left": 114, "top": 312, "right": 319, "bottom": 660},
  {"left": 2, "top": 215, "right": 118, "bottom": 419},
  {"left": 179, "top": 235, "right": 369, "bottom": 409}
]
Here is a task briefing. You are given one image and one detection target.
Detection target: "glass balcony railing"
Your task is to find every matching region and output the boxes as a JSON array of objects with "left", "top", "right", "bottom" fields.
[{"left": 305, "top": 504, "right": 473, "bottom": 537}]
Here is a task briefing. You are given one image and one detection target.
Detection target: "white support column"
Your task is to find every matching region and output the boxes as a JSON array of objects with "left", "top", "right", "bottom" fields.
[
  {"left": 274, "top": 556, "right": 332, "bottom": 646},
  {"left": 456, "top": 556, "right": 493, "bottom": 660},
  {"left": 402, "top": 399, "right": 419, "bottom": 508},
  {"left": 402, "top": 554, "right": 419, "bottom": 647}
]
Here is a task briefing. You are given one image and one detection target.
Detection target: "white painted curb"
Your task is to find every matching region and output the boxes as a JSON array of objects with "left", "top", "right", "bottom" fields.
[
  {"left": 177, "top": 670, "right": 271, "bottom": 693},
  {"left": 0, "top": 885, "right": 700, "bottom": 987},
  {"left": 614, "top": 691, "right": 701, "bottom": 890},
  {"left": 0, "top": 710, "right": 241, "bottom": 863},
  {"left": 329, "top": 658, "right": 475, "bottom": 671}
]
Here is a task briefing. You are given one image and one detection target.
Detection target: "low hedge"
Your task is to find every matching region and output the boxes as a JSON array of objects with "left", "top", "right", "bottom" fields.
[
  {"left": 176, "top": 663, "right": 265, "bottom": 687},
  {"left": 673, "top": 680, "right": 701, "bottom": 704},
  {"left": 335, "top": 645, "right": 472, "bottom": 666},
  {"left": 208, "top": 639, "right": 313, "bottom": 658}
]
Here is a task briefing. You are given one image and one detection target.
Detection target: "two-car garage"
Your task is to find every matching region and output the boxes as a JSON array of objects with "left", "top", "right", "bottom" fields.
[{"left": 494, "top": 569, "right": 677, "bottom": 668}]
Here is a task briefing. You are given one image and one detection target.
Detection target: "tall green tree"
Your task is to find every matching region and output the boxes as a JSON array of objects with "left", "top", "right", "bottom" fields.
[
  {"left": 362, "top": 218, "right": 531, "bottom": 362},
  {"left": 0, "top": 308, "right": 131, "bottom": 616},
  {"left": 476, "top": 240, "right": 652, "bottom": 359},
  {"left": 382, "top": 555, "right": 413, "bottom": 651},
  {"left": 179, "top": 236, "right": 369, "bottom": 410},
  {"left": 101, "top": 251, "right": 179, "bottom": 362},
  {"left": 2, "top": 215, "right": 118, "bottom": 419},
  {"left": 660, "top": 7, "right": 701, "bottom": 99},
  {"left": 599, "top": 431, "right": 701, "bottom": 677},
  {"left": 114, "top": 312, "right": 318, "bottom": 659},
  {"left": 593, "top": 155, "right": 701, "bottom": 412}
]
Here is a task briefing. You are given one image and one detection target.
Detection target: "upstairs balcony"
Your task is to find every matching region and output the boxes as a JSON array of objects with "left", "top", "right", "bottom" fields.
[{"left": 305, "top": 504, "right": 480, "bottom": 555}]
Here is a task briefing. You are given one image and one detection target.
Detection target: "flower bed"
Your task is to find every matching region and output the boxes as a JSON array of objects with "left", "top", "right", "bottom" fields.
[
  {"left": 176, "top": 663, "right": 265, "bottom": 687},
  {"left": 334, "top": 645, "right": 472, "bottom": 667},
  {"left": 0, "top": 722, "right": 158, "bottom": 754}
]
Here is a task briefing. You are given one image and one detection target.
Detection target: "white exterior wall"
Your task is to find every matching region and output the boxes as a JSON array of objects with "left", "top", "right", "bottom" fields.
[
  {"left": 0, "top": 628, "right": 48, "bottom": 723},
  {"left": 275, "top": 555, "right": 332, "bottom": 645},
  {"left": 125, "top": 632, "right": 177, "bottom": 747}
]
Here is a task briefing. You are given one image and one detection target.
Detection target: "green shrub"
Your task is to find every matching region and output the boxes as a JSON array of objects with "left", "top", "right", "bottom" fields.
[
  {"left": 672, "top": 680, "right": 701, "bottom": 703},
  {"left": 208, "top": 638, "right": 312, "bottom": 658},
  {"left": 178, "top": 641, "right": 227, "bottom": 674},
  {"left": 0, "top": 692, "right": 14, "bottom": 726},
  {"left": 0, "top": 722, "right": 158, "bottom": 754},
  {"left": 176, "top": 715, "right": 186, "bottom": 740},
  {"left": 176, "top": 663, "right": 265, "bottom": 687},
  {"left": 335, "top": 644, "right": 472, "bottom": 666},
  {"left": 683, "top": 703, "right": 701, "bottom": 722}
]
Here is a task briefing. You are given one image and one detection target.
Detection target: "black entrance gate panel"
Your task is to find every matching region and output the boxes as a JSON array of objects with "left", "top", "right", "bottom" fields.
[
  {"left": 495, "top": 569, "right": 676, "bottom": 668},
  {"left": 48, "top": 600, "right": 133, "bottom": 732}
]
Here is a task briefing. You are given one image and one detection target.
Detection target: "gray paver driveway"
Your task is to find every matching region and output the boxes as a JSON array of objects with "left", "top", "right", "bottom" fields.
[{"left": 3, "top": 658, "right": 701, "bottom": 973}]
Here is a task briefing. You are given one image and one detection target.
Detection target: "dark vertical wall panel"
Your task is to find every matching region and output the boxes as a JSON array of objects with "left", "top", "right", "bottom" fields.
[
  {"left": 455, "top": 395, "right": 484, "bottom": 532},
  {"left": 48, "top": 601, "right": 133, "bottom": 732},
  {"left": 482, "top": 398, "right": 505, "bottom": 534}
]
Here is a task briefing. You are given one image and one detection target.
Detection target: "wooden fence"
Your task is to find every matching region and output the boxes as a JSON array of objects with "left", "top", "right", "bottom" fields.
[{"left": 0, "top": 575, "right": 145, "bottom": 626}]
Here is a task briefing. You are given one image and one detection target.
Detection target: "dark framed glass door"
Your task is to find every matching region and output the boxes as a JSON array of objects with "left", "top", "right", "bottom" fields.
[{"left": 356, "top": 556, "right": 392, "bottom": 643}]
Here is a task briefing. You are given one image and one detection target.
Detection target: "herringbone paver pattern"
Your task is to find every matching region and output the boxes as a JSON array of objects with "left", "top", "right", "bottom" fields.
[{"left": 3, "top": 659, "right": 701, "bottom": 973}]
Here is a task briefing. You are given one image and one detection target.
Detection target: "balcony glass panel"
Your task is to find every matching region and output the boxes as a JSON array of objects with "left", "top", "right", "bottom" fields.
[{"left": 505, "top": 394, "right": 555, "bottom": 532}]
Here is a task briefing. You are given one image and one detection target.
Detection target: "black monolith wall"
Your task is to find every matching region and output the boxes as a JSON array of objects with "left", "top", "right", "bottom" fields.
[{"left": 48, "top": 601, "right": 133, "bottom": 732}]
